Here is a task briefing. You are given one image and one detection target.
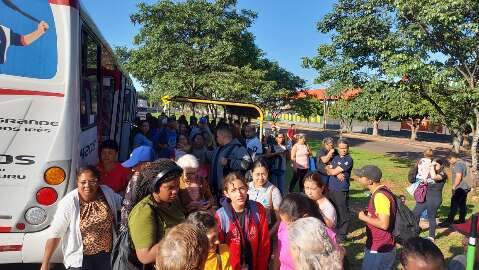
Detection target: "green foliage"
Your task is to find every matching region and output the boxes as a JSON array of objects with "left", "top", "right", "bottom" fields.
[
  {"left": 291, "top": 96, "right": 324, "bottom": 119},
  {"left": 117, "top": 0, "right": 304, "bottom": 113}
]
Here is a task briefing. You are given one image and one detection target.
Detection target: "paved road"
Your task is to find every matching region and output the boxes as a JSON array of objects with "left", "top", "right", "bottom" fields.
[{"left": 300, "top": 129, "right": 424, "bottom": 156}]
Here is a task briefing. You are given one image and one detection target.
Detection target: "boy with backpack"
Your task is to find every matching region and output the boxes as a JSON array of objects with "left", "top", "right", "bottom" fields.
[
  {"left": 355, "top": 165, "right": 398, "bottom": 270},
  {"left": 215, "top": 171, "right": 270, "bottom": 270}
]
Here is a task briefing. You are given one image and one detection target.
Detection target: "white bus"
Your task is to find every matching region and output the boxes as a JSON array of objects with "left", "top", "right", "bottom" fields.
[{"left": 0, "top": 0, "right": 137, "bottom": 263}]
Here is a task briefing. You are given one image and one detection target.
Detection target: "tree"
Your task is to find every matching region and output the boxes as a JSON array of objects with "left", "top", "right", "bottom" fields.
[
  {"left": 388, "top": 90, "right": 436, "bottom": 141},
  {"left": 307, "top": 0, "right": 479, "bottom": 169},
  {"left": 291, "top": 95, "right": 324, "bottom": 121},
  {"left": 389, "top": 0, "right": 479, "bottom": 168},
  {"left": 303, "top": 0, "right": 399, "bottom": 136},
  {"left": 117, "top": 0, "right": 305, "bottom": 121},
  {"left": 121, "top": 0, "right": 260, "bottom": 101}
]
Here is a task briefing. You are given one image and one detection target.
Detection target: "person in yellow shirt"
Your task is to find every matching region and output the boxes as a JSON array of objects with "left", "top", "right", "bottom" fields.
[{"left": 187, "top": 211, "right": 232, "bottom": 270}]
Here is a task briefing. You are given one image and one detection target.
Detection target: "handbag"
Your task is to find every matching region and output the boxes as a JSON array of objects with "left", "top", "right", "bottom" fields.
[
  {"left": 414, "top": 182, "right": 428, "bottom": 203},
  {"left": 406, "top": 179, "right": 420, "bottom": 196}
]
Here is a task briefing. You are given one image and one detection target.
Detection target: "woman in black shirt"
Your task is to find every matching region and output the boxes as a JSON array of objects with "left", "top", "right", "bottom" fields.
[{"left": 412, "top": 159, "right": 447, "bottom": 241}]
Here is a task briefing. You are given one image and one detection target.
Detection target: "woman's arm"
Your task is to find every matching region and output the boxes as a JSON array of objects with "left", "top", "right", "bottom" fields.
[
  {"left": 290, "top": 145, "right": 297, "bottom": 162},
  {"left": 136, "top": 243, "right": 161, "bottom": 264},
  {"left": 40, "top": 238, "right": 61, "bottom": 270},
  {"left": 323, "top": 216, "right": 335, "bottom": 229},
  {"left": 429, "top": 164, "right": 445, "bottom": 182}
]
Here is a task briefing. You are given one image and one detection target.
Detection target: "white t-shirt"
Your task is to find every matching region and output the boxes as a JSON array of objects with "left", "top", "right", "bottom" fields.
[
  {"left": 246, "top": 136, "right": 263, "bottom": 159},
  {"left": 416, "top": 158, "right": 432, "bottom": 181},
  {"left": 247, "top": 181, "right": 282, "bottom": 223},
  {"left": 318, "top": 198, "right": 337, "bottom": 227}
]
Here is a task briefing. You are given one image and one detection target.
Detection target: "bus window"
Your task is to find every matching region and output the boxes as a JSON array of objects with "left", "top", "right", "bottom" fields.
[
  {"left": 80, "top": 28, "right": 100, "bottom": 129},
  {"left": 99, "top": 45, "right": 116, "bottom": 141}
]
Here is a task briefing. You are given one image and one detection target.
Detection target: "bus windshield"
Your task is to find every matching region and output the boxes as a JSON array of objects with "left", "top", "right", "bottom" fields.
[{"left": 0, "top": 0, "right": 57, "bottom": 79}]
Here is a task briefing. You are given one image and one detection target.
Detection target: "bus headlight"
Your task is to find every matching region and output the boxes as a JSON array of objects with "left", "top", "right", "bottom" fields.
[
  {"left": 44, "top": 167, "right": 66, "bottom": 185},
  {"left": 25, "top": 207, "right": 47, "bottom": 225}
]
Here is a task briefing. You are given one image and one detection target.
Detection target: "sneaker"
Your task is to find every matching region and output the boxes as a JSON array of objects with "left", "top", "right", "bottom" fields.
[{"left": 426, "top": 236, "right": 435, "bottom": 242}]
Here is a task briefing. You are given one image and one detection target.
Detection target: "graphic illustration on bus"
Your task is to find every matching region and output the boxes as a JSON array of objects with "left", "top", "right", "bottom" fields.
[{"left": 0, "top": 0, "right": 57, "bottom": 78}]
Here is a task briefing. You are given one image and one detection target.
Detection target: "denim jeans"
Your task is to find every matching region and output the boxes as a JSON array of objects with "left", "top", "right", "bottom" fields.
[
  {"left": 271, "top": 170, "right": 286, "bottom": 195},
  {"left": 361, "top": 249, "right": 396, "bottom": 270}
]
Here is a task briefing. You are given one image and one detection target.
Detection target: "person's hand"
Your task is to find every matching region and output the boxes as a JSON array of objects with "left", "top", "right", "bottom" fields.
[
  {"left": 338, "top": 173, "right": 345, "bottom": 181},
  {"left": 328, "top": 148, "right": 335, "bottom": 155},
  {"left": 358, "top": 210, "right": 368, "bottom": 222},
  {"left": 40, "top": 263, "right": 49, "bottom": 270},
  {"left": 199, "top": 200, "right": 212, "bottom": 210},
  {"left": 220, "top": 157, "right": 228, "bottom": 166},
  {"left": 38, "top": 21, "right": 49, "bottom": 34}
]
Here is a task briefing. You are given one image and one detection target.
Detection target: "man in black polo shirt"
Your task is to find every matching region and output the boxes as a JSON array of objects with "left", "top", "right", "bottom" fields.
[{"left": 326, "top": 138, "right": 354, "bottom": 242}]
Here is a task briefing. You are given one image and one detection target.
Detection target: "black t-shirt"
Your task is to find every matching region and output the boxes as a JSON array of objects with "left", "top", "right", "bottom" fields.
[
  {"left": 316, "top": 147, "right": 338, "bottom": 174},
  {"left": 427, "top": 171, "right": 447, "bottom": 194},
  {"left": 235, "top": 210, "right": 253, "bottom": 270}
]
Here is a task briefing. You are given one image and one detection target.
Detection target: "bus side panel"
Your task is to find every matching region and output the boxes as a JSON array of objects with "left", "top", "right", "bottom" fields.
[{"left": 20, "top": 4, "right": 80, "bottom": 264}]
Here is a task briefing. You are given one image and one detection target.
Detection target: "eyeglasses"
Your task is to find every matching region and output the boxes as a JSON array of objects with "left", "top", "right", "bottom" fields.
[{"left": 78, "top": 179, "right": 98, "bottom": 186}]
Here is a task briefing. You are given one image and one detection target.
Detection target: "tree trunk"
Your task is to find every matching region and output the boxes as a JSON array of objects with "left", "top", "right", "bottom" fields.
[
  {"left": 410, "top": 124, "right": 420, "bottom": 141},
  {"left": 471, "top": 108, "right": 479, "bottom": 170},
  {"left": 372, "top": 120, "right": 380, "bottom": 136},
  {"left": 462, "top": 133, "right": 470, "bottom": 149},
  {"left": 452, "top": 129, "right": 463, "bottom": 153}
]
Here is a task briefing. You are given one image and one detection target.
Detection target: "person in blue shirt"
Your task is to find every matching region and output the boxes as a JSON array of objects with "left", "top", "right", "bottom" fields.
[
  {"left": 133, "top": 120, "right": 153, "bottom": 148},
  {"left": 326, "top": 138, "right": 353, "bottom": 243}
]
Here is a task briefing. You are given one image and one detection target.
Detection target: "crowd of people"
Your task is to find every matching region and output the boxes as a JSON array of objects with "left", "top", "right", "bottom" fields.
[{"left": 38, "top": 113, "right": 478, "bottom": 270}]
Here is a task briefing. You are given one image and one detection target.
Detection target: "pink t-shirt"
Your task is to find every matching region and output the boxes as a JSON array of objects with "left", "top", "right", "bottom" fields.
[
  {"left": 277, "top": 222, "right": 295, "bottom": 270},
  {"left": 293, "top": 144, "right": 309, "bottom": 170}
]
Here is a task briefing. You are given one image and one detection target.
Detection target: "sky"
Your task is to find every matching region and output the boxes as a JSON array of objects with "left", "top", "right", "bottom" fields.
[{"left": 81, "top": 0, "right": 337, "bottom": 90}]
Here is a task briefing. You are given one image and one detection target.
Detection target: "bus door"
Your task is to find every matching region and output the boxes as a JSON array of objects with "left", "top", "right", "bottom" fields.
[
  {"left": 119, "top": 85, "right": 134, "bottom": 161},
  {"left": 114, "top": 76, "right": 126, "bottom": 145},
  {"left": 99, "top": 75, "right": 114, "bottom": 142},
  {"left": 79, "top": 27, "right": 100, "bottom": 166}
]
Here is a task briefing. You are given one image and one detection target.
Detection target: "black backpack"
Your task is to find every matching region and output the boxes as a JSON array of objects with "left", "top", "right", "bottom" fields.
[
  {"left": 376, "top": 188, "right": 420, "bottom": 244},
  {"left": 222, "top": 144, "right": 253, "bottom": 177},
  {"left": 111, "top": 174, "right": 159, "bottom": 270},
  {"left": 407, "top": 160, "right": 419, "bottom": 183}
]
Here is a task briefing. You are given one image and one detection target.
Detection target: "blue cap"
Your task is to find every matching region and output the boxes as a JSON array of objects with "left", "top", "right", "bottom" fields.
[{"left": 122, "top": 146, "right": 155, "bottom": 168}]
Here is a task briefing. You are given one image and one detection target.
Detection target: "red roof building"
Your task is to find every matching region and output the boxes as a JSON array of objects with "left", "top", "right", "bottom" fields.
[{"left": 296, "top": 88, "right": 361, "bottom": 101}]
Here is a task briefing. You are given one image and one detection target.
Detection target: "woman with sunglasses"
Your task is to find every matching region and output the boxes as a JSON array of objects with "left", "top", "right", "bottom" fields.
[{"left": 40, "top": 166, "right": 122, "bottom": 270}]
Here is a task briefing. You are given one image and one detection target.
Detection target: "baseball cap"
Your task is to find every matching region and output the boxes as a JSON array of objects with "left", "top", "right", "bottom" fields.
[
  {"left": 353, "top": 165, "right": 382, "bottom": 182},
  {"left": 453, "top": 214, "right": 479, "bottom": 237},
  {"left": 122, "top": 146, "right": 155, "bottom": 168}
]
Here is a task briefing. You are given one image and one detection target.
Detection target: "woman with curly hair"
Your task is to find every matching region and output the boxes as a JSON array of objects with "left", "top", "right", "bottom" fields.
[{"left": 127, "top": 159, "right": 186, "bottom": 266}]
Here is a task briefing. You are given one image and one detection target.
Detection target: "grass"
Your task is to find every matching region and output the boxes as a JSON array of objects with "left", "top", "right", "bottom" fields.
[{"left": 286, "top": 141, "right": 479, "bottom": 269}]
